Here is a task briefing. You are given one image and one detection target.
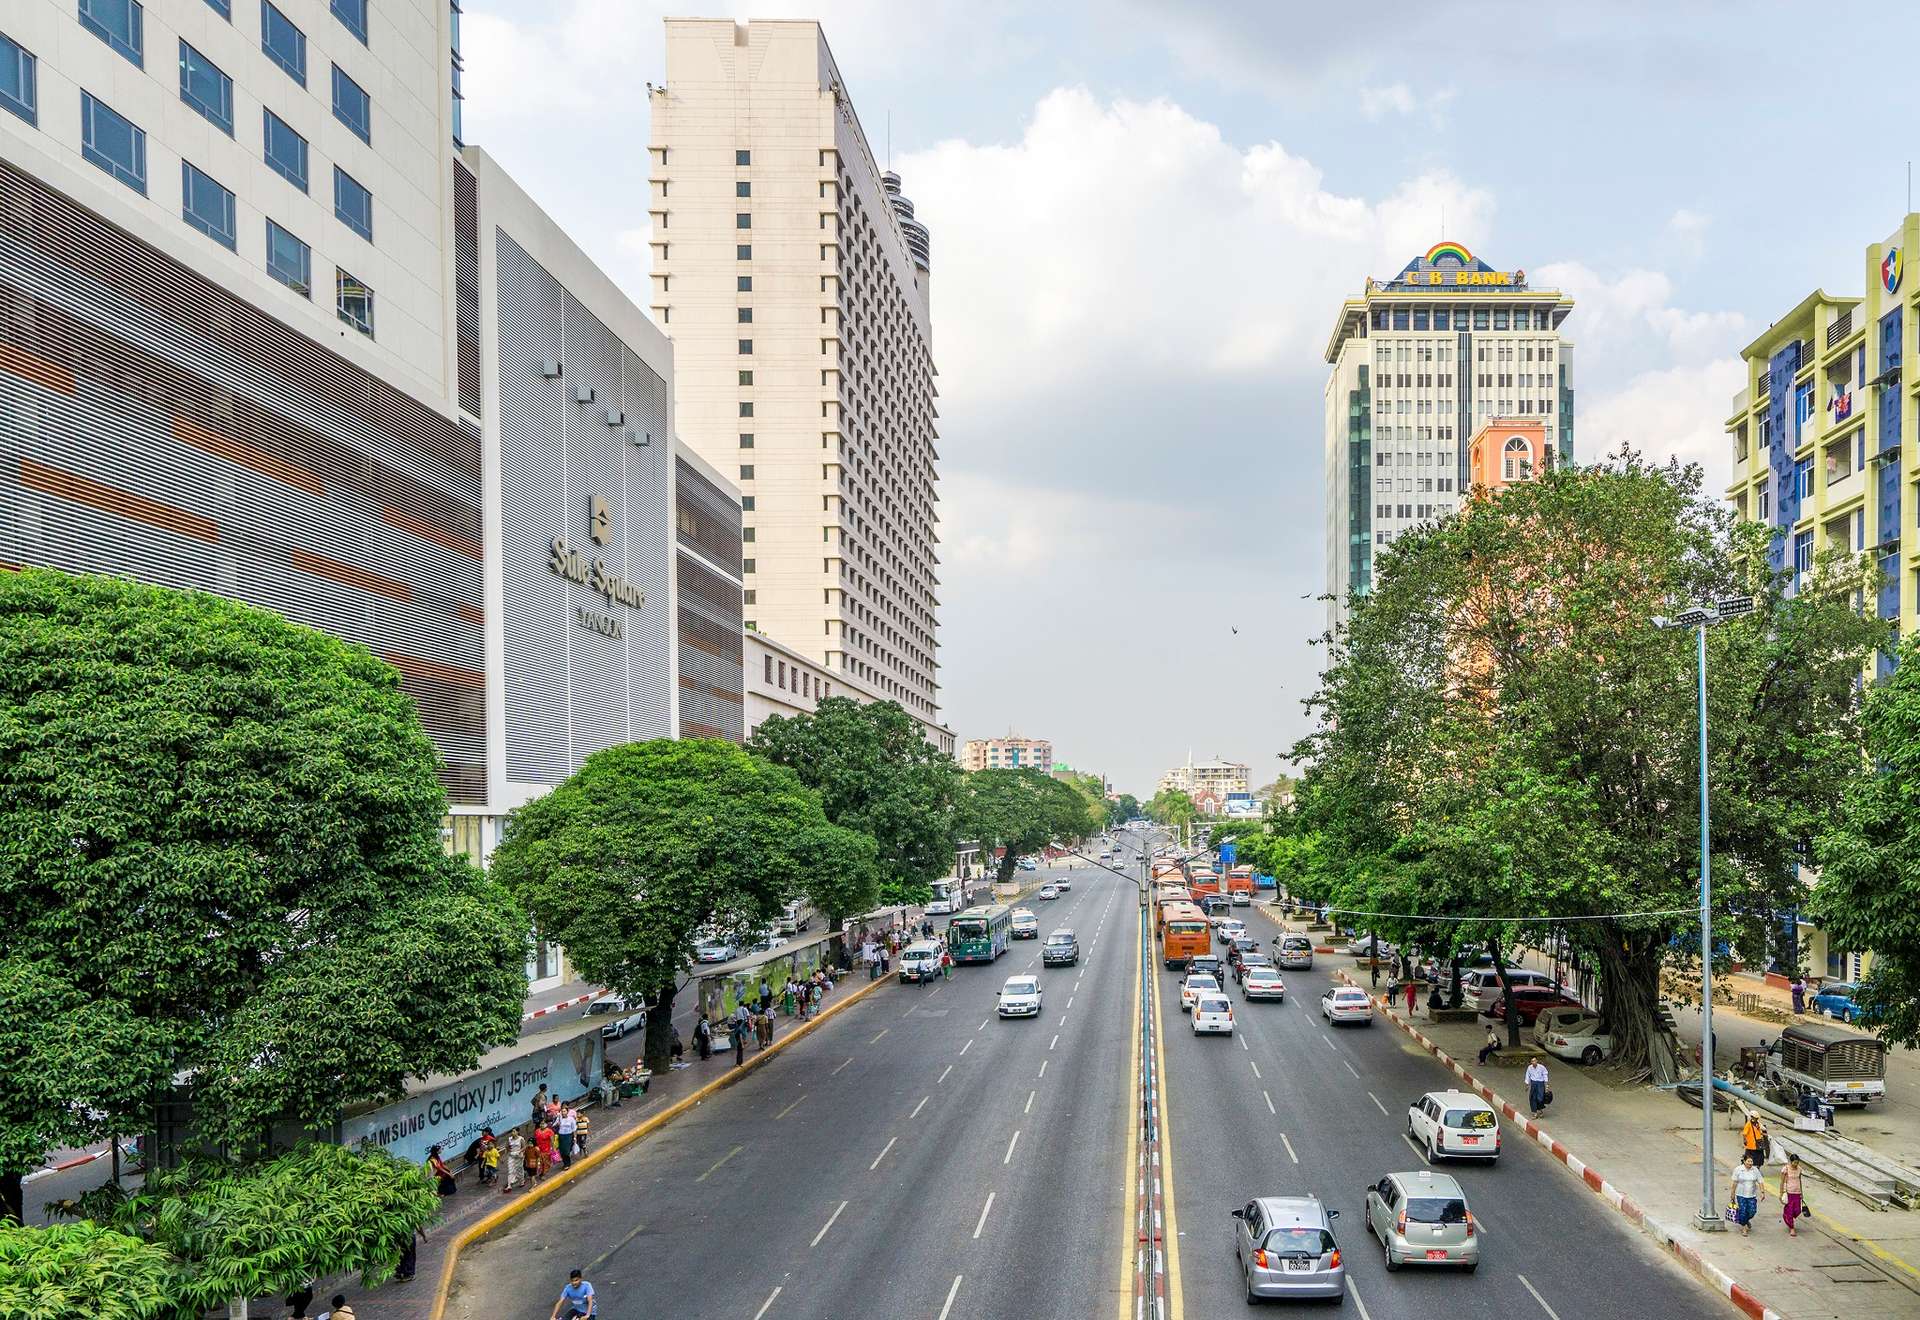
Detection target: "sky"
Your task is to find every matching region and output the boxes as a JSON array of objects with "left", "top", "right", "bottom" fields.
[{"left": 463, "top": 0, "right": 1920, "bottom": 797}]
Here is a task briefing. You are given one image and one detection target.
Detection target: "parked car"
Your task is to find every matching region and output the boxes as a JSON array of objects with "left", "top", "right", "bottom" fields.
[
  {"left": 1481, "top": 985, "right": 1585, "bottom": 1027},
  {"left": 588, "top": 995, "right": 646, "bottom": 1041},
  {"left": 1462, "top": 967, "right": 1562, "bottom": 1013},
  {"left": 1813, "top": 981, "right": 1864, "bottom": 1024},
  {"left": 1406, "top": 1090, "right": 1501, "bottom": 1163},
  {"left": 1363, "top": 1171, "right": 1478, "bottom": 1271},
  {"left": 1232, "top": 1196, "right": 1344, "bottom": 1302},
  {"left": 1011, "top": 908, "right": 1040, "bottom": 939},
  {"left": 1533, "top": 1006, "right": 1613, "bottom": 1065},
  {"left": 1350, "top": 936, "right": 1398, "bottom": 961},
  {"left": 1017, "top": 857, "right": 1039, "bottom": 871}
]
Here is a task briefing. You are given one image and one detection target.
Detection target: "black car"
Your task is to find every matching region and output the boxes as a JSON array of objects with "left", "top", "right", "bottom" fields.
[
  {"left": 1189, "top": 954, "right": 1224, "bottom": 981},
  {"left": 1234, "top": 953, "right": 1276, "bottom": 985},
  {"left": 1227, "top": 936, "right": 1261, "bottom": 966}
]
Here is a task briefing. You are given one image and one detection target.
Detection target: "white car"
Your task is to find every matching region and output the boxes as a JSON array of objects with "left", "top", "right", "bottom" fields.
[
  {"left": 1533, "top": 1006, "right": 1613, "bottom": 1065},
  {"left": 587, "top": 995, "right": 646, "bottom": 1040},
  {"left": 1242, "top": 967, "right": 1287, "bottom": 1001},
  {"left": 1408, "top": 1090, "right": 1501, "bottom": 1162},
  {"left": 1216, "top": 920, "right": 1248, "bottom": 945},
  {"left": 749, "top": 930, "right": 789, "bottom": 954},
  {"left": 1038, "top": 884, "right": 1061, "bottom": 900},
  {"left": 1011, "top": 908, "right": 1040, "bottom": 939},
  {"left": 694, "top": 939, "right": 737, "bottom": 964},
  {"left": 1192, "top": 993, "right": 1234, "bottom": 1035},
  {"left": 1322, "top": 986, "right": 1374, "bottom": 1026},
  {"left": 1055, "top": 876, "right": 1072, "bottom": 892},
  {"left": 1181, "top": 973, "right": 1222, "bottom": 1013},
  {"left": 998, "top": 975, "right": 1043, "bottom": 1017}
]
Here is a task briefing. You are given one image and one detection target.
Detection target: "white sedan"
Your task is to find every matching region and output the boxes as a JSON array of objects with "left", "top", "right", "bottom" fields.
[
  {"left": 998, "top": 975, "right": 1043, "bottom": 1018},
  {"left": 1192, "top": 993, "right": 1234, "bottom": 1036},
  {"left": 1242, "top": 967, "right": 1287, "bottom": 1001},
  {"left": 1038, "top": 884, "right": 1061, "bottom": 900},
  {"left": 1533, "top": 1006, "right": 1613, "bottom": 1064},
  {"left": 1181, "top": 973, "right": 1222, "bottom": 1014},
  {"left": 1321, "top": 986, "right": 1375, "bottom": 1026},
  {"left": 1055, "top": 876, "right": 1072, "bottom": 892}
]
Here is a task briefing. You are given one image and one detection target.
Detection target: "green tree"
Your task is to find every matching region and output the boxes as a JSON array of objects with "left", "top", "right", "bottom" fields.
[
  {"left": 1813, "top": 634, "right": 1920, "bottom": 1046},
  {"left": 490, "top": 739, "right": 878, "bottom": 1071},
  {"left": 0, "top": 569, "right": 526, "bottom": 1222},
  {"left": 960, "top": 769, "right": 1099, "bottom": 886},
  {"left": 1107, "top": 793, "right": 1140, "bottom": 828},
  {"left": 749, "top": 697, "right": 959, "bottom": 909},
  {"left": 1146, "top": 788, "right": 1196, "bottom": 830},
  {"left": 0, "top": 1222, "right": 175, "bottom": 1320},
  {"left": 1293, "top": 456, "right": 1883, "bottom": 1078}
]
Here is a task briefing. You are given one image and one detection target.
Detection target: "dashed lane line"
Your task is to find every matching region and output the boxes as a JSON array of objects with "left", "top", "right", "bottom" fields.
[
  {"left": 1026, "top": 1089, "right": 1036, "bottom": 1114},
  {"left": 695, "top": 1145, "right": 744, "bottom": 1183},
  {"left": 1049, "top": 1034, "right": 1059, "bottom": 1050},
  {"left": 939, "top": 1065, "right": 953, "bottom": 1084},
  {"left": 1263, "top": 1091, "right": 1276, "bottom": 1116},
  {"left": 810, "top": 1200, "right": 848, "bottom": 1248},
  {"left": 1342, "top": 1059, "right": 1360, "bottom": 1078},
  {"left": 972, "top": 1191, "right": 996, "bottom": 1239},
  {"left": 937, "top": 1275, "right": 963, "bottom": 1320},
  {"left": 1281, "top": 1133, "right": 1298, "bottom": 1164},
  {"left": 752, "top": 1286, "right": 781, "bottom": 1320},
  {"left": 1004, "top": 1129, "right": 1021, "bottom": 1164},
  {"left": 869, "top": 1136, "right": 897, "bottom": 1171},
  {"left": 960, "top": 1040, "right": 973, "bottom": 1056},
  {"left": 1367, "top": 1091, "right": 1389, "bottom": 1116},
  {"left": 869, "top": 1028, "right": 889, "bottom": 1045},
  {"left": 1249, "top": 1060, "right": 1262, "bottom": 1080},
  {"left": 910, "top": 1095, "right": 930, "bottom": 1119},
  {"left": 1346, "top": 1279, "right": 1373, "bottom": 1320},
  {"left": 1038, "top": 1060, "right": 1048, "bottom": 1079},
  {"left": 775, "top": 1095, "right": 807, "bottom": 1120},
  {"left": 831, "top": 1057, "right": 853, "bottom": 1076},
  {"left": 1517, "top": 1274, "right": 1561, "bottom": 1319}
]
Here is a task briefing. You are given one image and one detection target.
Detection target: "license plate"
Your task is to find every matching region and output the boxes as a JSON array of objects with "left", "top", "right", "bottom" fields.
[
  {"left": 1460, "top": 1135, "right": 1480, "bottom": 1144},
  {"left": 1846, "top": 1082, "right": 1865, "bottom": 1090},
  {"left": 1425, "top": 1249, "right": 1448, "bottom": 1261},
  {"left": 1285, "top": 1259, "right": 1311, "bottom": 1272}
]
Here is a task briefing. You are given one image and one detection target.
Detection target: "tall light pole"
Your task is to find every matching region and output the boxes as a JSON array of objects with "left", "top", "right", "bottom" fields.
[{"left": 1653, "top": 593, "right": 1754, "bottom": 1232}]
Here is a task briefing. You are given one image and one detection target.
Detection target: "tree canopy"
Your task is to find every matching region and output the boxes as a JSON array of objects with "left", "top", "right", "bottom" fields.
[
  {"left": 959, "top": 768, "right": 1100, "bottom": 884},
  {"left": 749, "top": 697, "right": 959, "bottom": 908},
  {"left": 1146, "top": 787, "right": 1196, "bottom": 829},
  {"left": 0, "top": 569, "right": 526, "bottom": 1220},
  {"left": 0, "top": 1222, "right": 175, "bottom": 1320},
  {"left": 1290, "top": 455, "right": 1883, "bottom": 1076},
  {"left": 1107, "top": 793, "right": 1141, "bottom": 828},
  {"left": 490, "top": 738, "right": 878, "bottom": 1069}
]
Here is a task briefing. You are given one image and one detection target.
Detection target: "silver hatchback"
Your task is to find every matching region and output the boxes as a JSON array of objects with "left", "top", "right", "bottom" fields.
[
  {"left": 1363, "top": 1170, "right": 1479, "bottom": 1271},
  {"left": 1232, "top": 1195, "right": 1344, "bottom": 1301}
]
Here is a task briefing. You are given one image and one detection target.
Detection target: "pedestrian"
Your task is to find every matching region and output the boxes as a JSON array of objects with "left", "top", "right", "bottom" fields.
[
  {"left": 1732, "top": 1155, "right": 1764, "bottom": 1235},
  {"left": 1524, "top": 1057, "right": 1550, "bottom": 1117},
  {"left": 783, "top": 979, "right": 797, "bottom": 1017},
  {"left": 531, "top": 1083, "right": 549, "bottom": 1121},
  {"left": 1741, "top": 1114, "right": 1768, "bottom": 1166},
  {"left": 394, "top": 1225, "right": 425, "bottom": 1281},
  {"left": 1790, "top": 977, "right": 1807, "bottom": 1014},
  {"left": 694, "top": 1015, "right": 712, "bottom": 1060},
  {"left": 287, "top": 1283, "right": 315, "bottom": 1319},
  {"left": 478, "top": 1130, "right": 500, "bottom": 1186},
  {"left": 573, "top": 1107, "right": 590, "bottom": 1155},
  {"left": 941, "top": 947, "right": 953, "bottom": 981},
  {"left": 731, "top": 1013, "right": 747, "bottom": 1065},
  {"left": 863, "top": 940, "right": 878, "bottom": 980},
  {"left": 759, "top": 978, "right": 773, "bottom": 1013},
  {"left": 555, "top": 1106, "right": 578, "bottom": 1167},
  {"left": 503, "top": 1129, "right": 526, "bottom": 1193},
  {"left": 1477, "top": 1025, "right": 1500, "bottom": 1065},
  {"left": 1781, "top": 1154, "right": 1806, "bottom": 1236},
  {"left": 811, "top": 981, "right": 824, "bottom": 1014},
  {"left": 671, "top": 1024, "right": 685, "bottom": 1064},
  {"left": 323, "top": 1296, "right": 355, "bottom": 1320},
  {"left": 1404, "top": 980, "right": 1418, "bottom": 1016},
  {"left": 532, "top": 1120, "right": 555, "bottom": 1183},
  {"left": 428, "top": 1145, "right": 457, "bottom": 1196},
  {"left": 551, "top": 1268, "right": 596, "bottom": 1320}
]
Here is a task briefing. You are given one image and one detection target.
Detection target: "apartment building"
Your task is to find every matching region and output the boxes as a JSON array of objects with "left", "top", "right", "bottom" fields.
[
  {"left": 746, "top": 629, "right": 956, "bottom": 756},
  {"left": 648, "top": 18, "right": 943, "bottom": 730},
  {"left": 962, "top": 735, "right": 1052, "bottom": 773},
  {"left": 1156, "top": 755, "right": 1250, "bottom": 800},
  {"left": 1324, "top": 243, "right": 1576, "bottom": 632}
]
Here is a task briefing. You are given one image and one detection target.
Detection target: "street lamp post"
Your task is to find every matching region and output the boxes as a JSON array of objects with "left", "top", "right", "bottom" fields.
[{"left": 1653, "top": 593, "right": 1754, "bottom": 1232}]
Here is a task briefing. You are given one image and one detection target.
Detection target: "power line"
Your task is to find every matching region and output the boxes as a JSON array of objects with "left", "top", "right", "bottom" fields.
[{"left": 1308, "top": 905, "right": 1700, "bottom": 925}]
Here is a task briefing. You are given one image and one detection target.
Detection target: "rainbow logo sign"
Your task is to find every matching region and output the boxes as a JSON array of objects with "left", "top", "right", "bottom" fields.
[
  {"left": 1425, "top": 241, "right": 1474, "bottom": 266},
  {"left": 1884, "top": 246, "right": 1902, "bottom": 296}
]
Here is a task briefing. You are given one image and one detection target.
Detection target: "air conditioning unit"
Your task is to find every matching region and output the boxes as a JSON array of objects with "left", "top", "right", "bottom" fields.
[
  {"left": 605, "top": 408, "right": 625, "bottom": 427},
  {"left": 540, "top": 359, "right": 562, "bottom": 378},
  {"left": 574, "top": 385, "right": 596, "bottom": 404}
]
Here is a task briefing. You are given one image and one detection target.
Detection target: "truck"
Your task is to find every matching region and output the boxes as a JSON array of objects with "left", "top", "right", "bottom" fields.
[{"left": 1762, "top": 1022, "right": 1887, "bottom": 1109}]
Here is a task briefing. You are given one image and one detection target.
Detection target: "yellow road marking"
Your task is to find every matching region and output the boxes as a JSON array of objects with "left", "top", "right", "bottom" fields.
[{"left": 1119, "top": 900, "right": 1141, "bottom": 1320}]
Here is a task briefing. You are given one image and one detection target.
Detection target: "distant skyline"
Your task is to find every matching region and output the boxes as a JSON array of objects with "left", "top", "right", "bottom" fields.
[{"left": 464, "top": 1, "right": 1920, "bottom": 795}]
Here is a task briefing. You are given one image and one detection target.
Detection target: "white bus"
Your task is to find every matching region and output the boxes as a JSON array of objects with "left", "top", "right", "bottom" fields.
[{"left": 927, "top": 877, "right": 968, "bottom": 915}]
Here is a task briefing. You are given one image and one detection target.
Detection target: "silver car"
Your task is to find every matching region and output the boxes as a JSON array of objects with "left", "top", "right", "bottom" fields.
[
  {"left": 1232, "top": 1196, "right": 1344, "bottom": 1301},
  {"left": 1363, "top": 1171, "right": 1479, "bottom": 1271},
  {"left": 1274, "top": 935, "right": 1314, "bottom": 970}
]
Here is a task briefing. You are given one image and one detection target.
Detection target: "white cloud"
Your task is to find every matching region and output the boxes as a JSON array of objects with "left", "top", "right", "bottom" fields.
[
  {"left": 1360, "top": 83, "right": 1416, "bottom": 118},
  {"left": 1533, "top": 261, "right": 1750, "bottom": 367},
  {"left": 1576, "top": 359, "right": 1745, "bottom": 492}
]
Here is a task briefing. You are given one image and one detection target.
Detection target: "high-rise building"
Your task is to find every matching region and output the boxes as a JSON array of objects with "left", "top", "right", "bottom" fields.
[
  {"left": 1727, "top": 214, "right": 1918, "bottom": 675},
  {"left": 649, "top": 19, "right": 943, "bottom": 736},
  {"left": 1157, "top": 755, "right": 1250, "bottom": 800},
  {"left": 1324, "top": 244, "right": 1576, "bottom": 632},
  {"left": 961, "top": 735, "right": 1052, "bottom": 773}
]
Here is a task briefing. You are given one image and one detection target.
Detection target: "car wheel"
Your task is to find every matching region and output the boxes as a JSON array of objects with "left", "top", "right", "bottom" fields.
[
  {"left": 1383, "top": 1239, "right": 1400, "bottom": 1272},
  {"left": 1427, "top": 1136, "right": 1439, "bottom": 1164},
  {"left": 1246, "top": 1287, "right": 1260, "bottom": 1306},
  {"left": 1463, "top": 1260, "right": 1478, "bottom": 1274},
  {"left": 1581, "top": 1045, "right": 1603, "bottom": 1065}
]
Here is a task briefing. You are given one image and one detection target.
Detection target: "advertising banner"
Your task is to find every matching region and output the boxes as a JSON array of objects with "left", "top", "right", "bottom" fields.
[{"left": 341, "top": 1030, "right": 603, "bottom": 1165}]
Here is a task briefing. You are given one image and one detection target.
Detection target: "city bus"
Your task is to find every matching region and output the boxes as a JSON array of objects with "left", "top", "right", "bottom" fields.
[
  {"left": 927, "top": 877, "right": 968, "bottom": 915},
  {"left": 948, "top": 904, "right": 1012, "bottom": 964},
  {"left": 1159, "top": 900, "right": 1210, "bottom": 969},
  {"left": 1153, "top": 882, "right": 1192, "bottom": 931}
]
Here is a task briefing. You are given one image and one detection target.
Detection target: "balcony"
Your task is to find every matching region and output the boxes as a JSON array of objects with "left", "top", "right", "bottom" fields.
[{"left": 1826, "top": 307, "right": 1855, "bottom": 346}]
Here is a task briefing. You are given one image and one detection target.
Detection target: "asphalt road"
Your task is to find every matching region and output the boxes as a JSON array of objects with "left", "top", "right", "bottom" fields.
[
  {"left": 447, "top": 852, "right": 1141, "bottom": 1320},
  {"left": 1156, "top": 925, "right": 1732, "bottom": 1318}
]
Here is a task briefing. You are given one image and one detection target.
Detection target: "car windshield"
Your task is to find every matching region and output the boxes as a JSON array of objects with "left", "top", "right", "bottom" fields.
[
  {"left": 1445, "top": 1108, "right": 1497, "bottom": 1130},
  {"left": 1187, "top": 976, "right": 1219, "bottom": 990},
  {"left": 1168, "top": 921, "right": 1206, "bottom": 935},
  {"left": 1198, "top": 996, "right": 1230, "bottom": 1013},
  {"left": 1263, "top": 1227, "right": 1335, "bottom": 1254},
  {"left": 1004, "top": 980, "right": 1036, "bottom": 994},
  {"left": 1825, "top": 983, "right": 1857, "bottom": 996},
  {"left": 1047, "top": 935, "right": 1073, "bottom": 945},
  {"left": 1404, "top": 1196, "right": 1469, "bottom": 1224},
  {"left": 1335, "top": 990, "right": 1367, "bottom": 1002}
]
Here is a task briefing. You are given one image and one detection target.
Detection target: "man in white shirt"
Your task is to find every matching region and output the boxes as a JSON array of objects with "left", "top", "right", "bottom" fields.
[{"left": 1524, "top": 1058, "right": 1550, "bottom": 1117}]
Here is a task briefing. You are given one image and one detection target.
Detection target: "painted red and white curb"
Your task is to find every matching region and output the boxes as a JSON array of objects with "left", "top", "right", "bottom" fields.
[
  {"left": 1334, "top": 970, "right": 1784, "bottom": 1320},
  {"left": 522, "top": 990, "right": 601, "bottom": 1022},
  {"left": 23, "top": 1146, "right": 113, "bottom": 1184}
]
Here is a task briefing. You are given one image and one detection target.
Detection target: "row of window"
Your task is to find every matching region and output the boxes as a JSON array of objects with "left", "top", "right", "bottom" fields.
[
  {"left": 1374, "top": 477, "right": 1457, "bottom": 496},
  {"left": 79, "top": 0, "right": 366, "bottom": 76},
  {"left": 1371, "top": 306, "right": 1555, "bottom": 332},
  {"left": 173, "top": 27, "right": 373, "bottom": 144},
  {"left": 762, "top": 653, "right": 829, "bottom": 701}
]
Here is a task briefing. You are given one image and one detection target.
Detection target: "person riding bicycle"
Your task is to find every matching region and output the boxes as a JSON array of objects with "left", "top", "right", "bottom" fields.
[{"left": 551, "top": 1268, "right": 596, "bottom": 1320}]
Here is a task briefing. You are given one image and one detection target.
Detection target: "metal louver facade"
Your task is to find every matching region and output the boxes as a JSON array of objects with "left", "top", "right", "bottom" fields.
[
  {"left": 454, "top": 162, "right": 481, "bottom": 421},
  {"left": 676, "top": 458, "right": 743, "bottom": 742},
  {"left": 0, "top": 160, "right": 487, "bottom": 802},
  {"left": 496, "top": 231, "right": 673, "bottom": 785}
]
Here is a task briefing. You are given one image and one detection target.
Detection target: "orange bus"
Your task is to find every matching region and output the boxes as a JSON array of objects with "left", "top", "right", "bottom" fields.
[
  {"left": 1188, "top": 869, "right": 1222, "bottom": 899},
  {"left": 1152, "top": 882, "right": 1191, "bottom": 930},
  {"left": 1226, "top": 866, "right": 1255, "bottom": 905},
  {"left": 1159, "top": 900, "right": 1210, "bottom": 969}
]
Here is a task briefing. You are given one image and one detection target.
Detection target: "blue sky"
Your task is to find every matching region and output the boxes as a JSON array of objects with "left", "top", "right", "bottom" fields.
[{"left": 465, "top": 0, "right": 1917, "bottom": 795}]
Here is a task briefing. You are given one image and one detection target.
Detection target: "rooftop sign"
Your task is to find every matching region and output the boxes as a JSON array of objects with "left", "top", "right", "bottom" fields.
[{"left": 1371, "top": 242, "right": 1527, "bottom": 291}]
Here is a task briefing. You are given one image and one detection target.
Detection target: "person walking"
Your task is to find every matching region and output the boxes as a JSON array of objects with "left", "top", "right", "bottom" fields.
[
  {"left": 503, "top": 1129, "right": 526, "bottom": 1194},
  {"left": 555, "top": 1106, "right": 578, "bottom": 1168},
  {"left": 287, "top": 1283, "right": 315, "bottom": 1319},
  {"left": 394, "top": 1225, "right": 425, "bottom": 1281},
  {"left": 783, "top": 979, "right": 798, "bottom": 1017},
  {"left": 1732, "top": 1155, "right": 1764, "bottom": 1235},
  {"left": 759, "top": 978, "right": 773, "bottom": 1014},
  {"left": 941, "top": 947, "right": 953, "bottom": 981},
  {"left": 573, "top": 1107, "right": 591, "bottom": 1155},
  {"left": 1477, "top": 1025, "right": 1501, "bottom": 1065},
  {"left": 1741, "top": 1114, "right": 1769, "bottom": 1167},
  {"left": 1524, "top": 1057, "right": 1550, "bottom": 1118},
  {"left": 1790, "top": 977, "right": 1807, "bottom": 1014},
  {"left": 731, "top": 1012, "right": 747, "bottom": 1065},
  {"left": 1404, "top": 980, "right": 1418, "bottom": 1016},
  {"left": 531, "top": 1120, "right": 555, "bottom": 1184},
  {"left": 1781, "top": 1154, "right": 1806, "bottom": 1236},
  {"left": 477, "top": 1130, "right": 500, "bottom": 1186},
  {"left": 551, "top": 1268, "right": 596, "bottom": 1320},
  {"left": 694, "top": 1015, "right": 712, "bottom": 1060}
]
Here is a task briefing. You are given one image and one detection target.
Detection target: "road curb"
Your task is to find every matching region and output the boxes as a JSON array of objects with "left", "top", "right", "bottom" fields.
[
  {"left": 427, "top": 967, "right": 895, "bottom": 1320},
  {"left": 1333, "top": 970, "right": 1784, "bottom": 1320}
]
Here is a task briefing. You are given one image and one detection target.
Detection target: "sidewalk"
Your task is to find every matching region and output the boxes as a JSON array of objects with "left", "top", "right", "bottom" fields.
[{"left": 1250, "top": 903, "right": 1920, "bottom": 1319}]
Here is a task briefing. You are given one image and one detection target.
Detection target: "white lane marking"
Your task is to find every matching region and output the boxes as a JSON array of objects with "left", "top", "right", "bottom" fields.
[
  {"left": 978, "top": 1018, "right": 990, "bottom": 1031},
  {"left": 869, "top": 1028, "right": 889, "bottom": 1045},
  {"left": 1059, "top": 1014, "right": 1068, "bottom": 1026},
  {"left": 1068, "top": 996, "right": 1075, "bottom": 1008},
  {"left": 869, "top": 1136, "right": 897, "bottom": 1171},
  {"left": 1004, "top": 1129, "right": 1021, "bottom": 1164},
  {"left": 1264, "top": 1091, "right": 1276, "bottom": 1115},
  {"left": 1322, "top": 1034, "right": 1337, "bottom": 1050},
  {"left": 1346, "top": 1278, "right": 1374, "bottom": 1320},
  {"left": 810, "top": 1199, "right": 849, "bottom": 1247},
  {"left": 1038, "top": 1060, "right": 1048, "bottom": 1078},
  {"left": 972, "top": 1191, "right": 996, "bottom": 1239},
  {"left": 909, "top": 1095, "right": 930, "bottom": 1119},
  {"left": 960, "top": 1040, "right": 973, "bottom": 1056},
  {"left": 1249, "top": 1060, "right": 1262, "bottom": 1080},
  {"left": 1239, "top": 1035, "right": 1249, "bottom": 1051},
  {"left": 937, "top": 1275, "right": 963, "bottom": 1320},
  {"left": 695, "top": 1144, "right": 744, "bottom": 1182},
  {"left": 775, "top": 1095, "right": 806, "bottom": 1120},
  {"left": 1343, "top": 1059, "right": 1360, "bottom": 1078},
  {"left": 1368, "top": 1091, "right": 1389, "bottom": 1116},
  {"left": 1281, "top": 1133, "right": 1298, "bottom": 1163},
  {"left": 1026, "top": 1089, "right": 1036, "bottom": 1114},
  {"left": 1049, "top": 1034, "right": 1059, "bottom": 1050},
  {"left": 752, "top": 1286, "right": 782, "bottom": 1320},
  {"left": 928, "top": 986, "right": 943, "bottom": 997},
  {"left": 1517, "top": 1274, "right": 1560, "bottom": 1319},
  {"left": 831, "top": 1056, "right": 853, "bottom": 1076},
  {"left": 938, "top": 1065, "right": 953, "bottom": 1084}
]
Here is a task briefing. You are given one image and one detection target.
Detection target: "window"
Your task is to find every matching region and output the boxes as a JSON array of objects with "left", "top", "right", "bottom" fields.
[
  {"left": 266, "top": 219, "right": 311, "bottom": 295},
  {"left": 764, "top": 655, "right": 774, "bottom": 682},
  {"left": 738, "top": 370, "right": 753, "bottom": 385},
  {"left": 736, "top": 213, "right": 751, "bottom": 229},
  {"left": 736, "top": 149, "right": 750, "bottom": 166},
  {"left": 330, "top": 0, "right": 367, "bottom": 43},
  {"left": 743, "top": 559, "right": 755, "bottom": 573},
  {"left": 331, "top": 65, "right": 371, "bottom": 143},
  {"left": 737, "top": 275, "right": 752, "bottom": 292},
  {"left": 80, "top": 93, "right": 146, "bottom": 193},
  {"left": 740, "top": 499, "right": 754, "bottom": 514},
  {"left": 261, "top": 2, "right": 306, "bottom": 85},
  {"left": 739, "top": 464, "right": 754, "bottom": 479},
  {"left": 80, "top": 0, "right": 143, "bottom": 66},
  {"left": 0, "top": 33, "right": 35, "bottom": 126},
  {"left": 739, "top": 402, "right": 754, "bottom": 417},
  {"left": 178, "top": 41, "right": 233, "bottom": 134},
  {"left": 333, "top": 166, "right": 372, "bottom": 240},
  {"left": 739, "top": 434, "right": 754, "bottom": 448},
  {"left": 737, "top": 307, "right": 752, "bottom": 323},
  {"left": 736, "top": 181, "right": 750, "bottom": 197},
  {"left": 1795, "top": 457, "right": 1813, "bottom": 500},
  {"left": 738, "top": 339, "right": 752, "bottom": 354},
  {"left": 263, "top": 110, "right": 308, "bottom": 191},
  {"left": 336, "top": 268, "right": 374, "bottom": 336},
  {"left": 180, "top": 161, "right": 236, "bottom": 249},
  {"left": 742, "top": 528, "right": 755, "bottom": 542},
  {"left": 1793, "top": 530, "right": 1814, "bottom": 577},
  {"left": 737, "top": 244, "right": 751, "bottom": 260},
  {"left": 206, "top": 0, "right": 231, "bottom": 15}
]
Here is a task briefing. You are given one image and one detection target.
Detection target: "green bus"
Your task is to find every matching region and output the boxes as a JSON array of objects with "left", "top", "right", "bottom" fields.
[{"left": 947, "top": 904, "right": 1012, "bottom": 964}]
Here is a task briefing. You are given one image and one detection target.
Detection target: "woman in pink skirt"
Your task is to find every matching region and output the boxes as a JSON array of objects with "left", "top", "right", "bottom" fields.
[{"left": 1780, "top": 1154, "right": 1805, "bottom": 1236}]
